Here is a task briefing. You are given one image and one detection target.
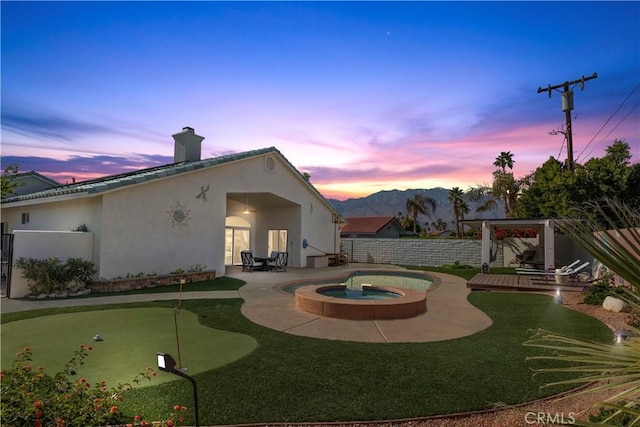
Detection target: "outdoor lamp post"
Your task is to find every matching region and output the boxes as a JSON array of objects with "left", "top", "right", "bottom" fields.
[{"left": 157, "top": 352, "right": 200, "bottom": 427}]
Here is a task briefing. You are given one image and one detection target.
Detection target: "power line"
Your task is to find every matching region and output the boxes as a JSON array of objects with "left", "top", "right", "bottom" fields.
[
  {"left": 576, "top": 82, "right": 640, "bottom": 162},
  {"left": 581, "top": 101, "right": 640, "bottom": 160}
]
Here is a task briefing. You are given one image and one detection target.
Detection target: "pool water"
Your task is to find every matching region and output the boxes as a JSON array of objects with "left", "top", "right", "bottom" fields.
[
  {"left": 282, "top": 271, "right": 433, "bottom": 293},
  {"left": 318, "top": 287, "right": 401, "bottom": 300}
]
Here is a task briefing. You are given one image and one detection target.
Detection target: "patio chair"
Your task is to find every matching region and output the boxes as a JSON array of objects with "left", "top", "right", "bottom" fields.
[
  {"left": 240, "top": 251, "right": 265, "bottom": 272},
  {"left": 337, "top": 251, "right": 348, "bottom": 266},
  {"left": 267, "top": 251, "right": 288, "bottom": 272},
  {"left": 265, "top": 251, "right": 279, "bottom": 271},
  {"left": 328, "top": 251, "right": 348, "bottom": 266},
  {"left": 515, "top": 249, "right": 536, "bottom": 267}
]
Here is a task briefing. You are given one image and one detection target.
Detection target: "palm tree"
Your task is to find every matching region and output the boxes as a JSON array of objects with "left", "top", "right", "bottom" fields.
[
  {"left": 468, "top": 152, "right": 525, "bottom": 218},
  {"left": 493, "top": 151, "right": 515, "bottom": 173},
  {"left": 457, "top": 200, "right": 470, "bottom": 236},
  {"left": 406, "top": 194, "right": 436, "bottom": 236},
  {"left": 448, "top": 187, "right": 465, "bottom": 237},
  {"left": 524, "top": 199, "right": 640, "bottom": 424}
]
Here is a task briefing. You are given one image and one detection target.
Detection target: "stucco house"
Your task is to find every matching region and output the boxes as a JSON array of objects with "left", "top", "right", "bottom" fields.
[
  {"left": 8, "top": 171, "right": 61, "bottom": 198},
  {"left": 1, "top": 127, "right": 343, "bottom": 294},
  {"left": 340, "top": 216, "right": 405, "bottom": 238}
]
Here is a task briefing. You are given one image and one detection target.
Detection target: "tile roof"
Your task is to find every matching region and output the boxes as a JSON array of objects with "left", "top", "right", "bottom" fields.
[
  {"left": 340, "top": 216, "right": 400, "bottom": 234},
  {"left": 1, "top": 147, "right": 331, "bottom": 207},
  {"left": 14, "top": 171, "right": 61, "bottom": 186}
]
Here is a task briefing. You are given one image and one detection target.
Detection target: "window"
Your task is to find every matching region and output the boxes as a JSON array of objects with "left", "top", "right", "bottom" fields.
[
  {"left": 268, "top": 229, "right": 288, "bottom": 253},
  {"left": 21, "top": 212, "right": 30, "bottom": 224}
]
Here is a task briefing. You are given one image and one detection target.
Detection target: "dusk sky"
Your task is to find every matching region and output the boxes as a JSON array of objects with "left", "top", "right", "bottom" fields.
[{"left": 2, "top": 1, "right": 639, "bottom": 200}]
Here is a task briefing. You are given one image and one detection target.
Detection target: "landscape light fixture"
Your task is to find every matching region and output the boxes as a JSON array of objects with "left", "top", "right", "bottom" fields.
[
  {"left": 615, "top": 329, "right": 633, "bottom": 346},
  {"left": 554, "top": 289, "right": 562, "bottom": 304},
  {"left": 156, "top": 352, "right": 200, "bottom": 427}
]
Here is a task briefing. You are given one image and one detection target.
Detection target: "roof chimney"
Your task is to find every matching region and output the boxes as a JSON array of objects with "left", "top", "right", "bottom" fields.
[{"left": 172, "top": 126, "right": 204, "bottom": 162}]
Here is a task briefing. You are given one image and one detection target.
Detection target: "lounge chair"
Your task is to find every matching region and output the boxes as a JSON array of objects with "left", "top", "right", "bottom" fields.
[
  {"left": 515, "top": 250, "right": 536, "bottom": 267},
  {"left": 517, "top": 261, "right": 590, "bottom": 284},
  {"left": 515, "top": 259, "right": 581, "bottom": 274}
]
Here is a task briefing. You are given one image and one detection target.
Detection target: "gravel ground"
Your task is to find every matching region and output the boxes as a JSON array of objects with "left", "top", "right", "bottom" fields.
[{"left": 278, "top": 290, "right": 632, "bottom": 427}]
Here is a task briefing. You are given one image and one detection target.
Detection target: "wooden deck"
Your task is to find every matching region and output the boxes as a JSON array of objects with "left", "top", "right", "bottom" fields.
[{"left": 467, "top": 273, "right": 590, "bottom": 292}]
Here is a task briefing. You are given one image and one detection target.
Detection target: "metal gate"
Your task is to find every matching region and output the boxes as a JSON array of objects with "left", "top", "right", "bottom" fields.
[{"left": 1, "top": 234, "right": 14, "bottom": 298}]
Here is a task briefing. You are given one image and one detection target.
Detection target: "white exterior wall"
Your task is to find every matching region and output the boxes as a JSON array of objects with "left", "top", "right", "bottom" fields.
[
  {"left": 99, "top": 172, "right": 223, "bottom": 278},
  {"left": 1, "top": 197, "right": 102, "bottom": 233},
  {"left": 1, "top": 151, "right": 338, "bottom": 279},
  {"left": 10, "top": 230, "right": 94, "bottom": 298},
  {"left": 94, "top": 152, "right": 335, "bottom": 277},
  {"left": 219, "top": 154, "right": 337, "bottom": 267},
  {"left": 1, "top": 197, "right": 104, "bottom": 272}
]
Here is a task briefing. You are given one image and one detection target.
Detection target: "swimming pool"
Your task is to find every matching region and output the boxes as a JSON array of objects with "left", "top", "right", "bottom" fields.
[
  {"left": 318, "top": 286, "right": 402, "bottom": 300},
  {"left": 281, "top": 270, "right": 433, "bottom": 294}
]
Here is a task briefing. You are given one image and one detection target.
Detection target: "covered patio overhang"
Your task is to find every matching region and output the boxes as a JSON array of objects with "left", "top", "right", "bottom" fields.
[{"left": 462, "top": 218, "right": 556, "bottom": 272}]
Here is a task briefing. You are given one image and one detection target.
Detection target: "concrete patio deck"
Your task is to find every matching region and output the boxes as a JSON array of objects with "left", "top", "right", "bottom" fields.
[
  {"left": 0, "top": 264, "right": 494, "bottom": 344},
  {"left": 232, "top": 264, "right": 493, "bottom": 343}
]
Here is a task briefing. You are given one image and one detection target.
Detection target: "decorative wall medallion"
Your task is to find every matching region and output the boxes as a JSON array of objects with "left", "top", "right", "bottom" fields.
[
  {"left": 196, "top": 184, "right": 210, "bottom": 203},
  {"left": 264, "top": 156, "right": 276, "bottom": 172},
  {"left": 167, "top": 201, "right": 191, "bottom": 228}
]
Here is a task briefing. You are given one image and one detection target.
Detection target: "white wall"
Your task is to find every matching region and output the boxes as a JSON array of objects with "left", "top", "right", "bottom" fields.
[
  {"left": 2, "top": 151, "right": 339, "bottom": 279},
  {"left": 220, "top": 154, "right": 337, "bottom": 268},
  {"left": 99, "top": 171, "right": 223, "bottom": 278},
  {"left": 1, "top": 197, "right": 103, "bottom": 271},
  {"left": 10, "top": 230, "right": 94, "bottom": 298}
]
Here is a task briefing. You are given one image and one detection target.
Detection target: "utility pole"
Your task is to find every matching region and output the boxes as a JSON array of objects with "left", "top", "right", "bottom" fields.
[{"left": 537, "top": 72, "right": 598, "bottom": 171}]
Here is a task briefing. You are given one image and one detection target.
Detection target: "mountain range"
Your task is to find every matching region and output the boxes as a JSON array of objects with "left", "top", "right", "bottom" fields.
[{"left": 328, "top": 188, "right": 504, "bottom": 230}]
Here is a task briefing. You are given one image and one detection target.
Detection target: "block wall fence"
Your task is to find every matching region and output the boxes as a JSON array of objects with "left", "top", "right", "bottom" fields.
[{"left": 340, "top": 238, "right": 500, "bottom": 267}]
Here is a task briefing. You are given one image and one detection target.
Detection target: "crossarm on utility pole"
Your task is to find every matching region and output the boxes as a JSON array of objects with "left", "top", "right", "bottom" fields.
[{"left": 537, "top": 72, "right": 598, "bottom": 94}]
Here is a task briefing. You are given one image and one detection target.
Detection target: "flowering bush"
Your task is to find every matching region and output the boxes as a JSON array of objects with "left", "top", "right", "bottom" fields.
[
  {"left": 475, "top": 228, "right": 538, "bottom": 240},
  {"left": 0, "top": 345, "right": 186, "bottom": 427}
]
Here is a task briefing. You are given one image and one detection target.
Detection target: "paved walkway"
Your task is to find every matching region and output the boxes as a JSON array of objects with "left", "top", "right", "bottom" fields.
[{"left": 1, "top": 264, "right": 493, "bottom": 343}]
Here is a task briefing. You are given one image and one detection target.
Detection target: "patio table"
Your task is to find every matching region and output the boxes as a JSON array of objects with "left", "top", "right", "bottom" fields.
[{"left": 253, "top": 256, "right": 276, "bottom": 271}]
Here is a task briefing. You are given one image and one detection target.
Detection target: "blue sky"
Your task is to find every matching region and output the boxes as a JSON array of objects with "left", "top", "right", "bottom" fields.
[{"left": 2, "top": 1, "right": 638, "bottom": 200}]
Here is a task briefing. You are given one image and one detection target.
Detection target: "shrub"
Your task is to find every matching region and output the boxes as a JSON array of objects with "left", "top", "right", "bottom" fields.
[
  {"left": 583, "top": 273, "right": 621, "bottom": 305},
  {"left": 589, "top": 402, "right": 634, "bottom": 425},
  {"left": 440, "top": 261, "right": 474, "bottom": 269},
  {"left": 72, "top": 224, "right": 89, "bottom": 232},
  {"left": 187, "top": 264, "right": 206, "bottom": 273},
  {"left": 15, "top": 257, "right": 96, "bottom": 295},
  {"left": 0, "top": 346, "right": 185, "bottom": 427}
]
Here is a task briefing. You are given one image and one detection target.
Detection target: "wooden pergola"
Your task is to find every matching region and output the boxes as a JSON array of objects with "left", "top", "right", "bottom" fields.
[{"left": 462, "top": 218, "right": 556, "bottom": 272}]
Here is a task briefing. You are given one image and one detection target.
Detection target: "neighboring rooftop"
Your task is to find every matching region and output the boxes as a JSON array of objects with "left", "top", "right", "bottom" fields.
[
  {"left": 5, "top": 171, "right": 60, "bottom": 198},
  {"left": 340, "top": 216, "right": 402, "bottom": 234}
]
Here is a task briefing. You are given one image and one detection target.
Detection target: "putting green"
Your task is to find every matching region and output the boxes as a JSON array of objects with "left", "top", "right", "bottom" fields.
[{"left": 1, "top": 307, "right": 257, "bottom": 388}]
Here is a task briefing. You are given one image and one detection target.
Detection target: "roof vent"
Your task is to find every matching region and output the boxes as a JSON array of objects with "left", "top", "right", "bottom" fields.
[{"left": 172, "top": 127, "right": 204, "bottom": 163}]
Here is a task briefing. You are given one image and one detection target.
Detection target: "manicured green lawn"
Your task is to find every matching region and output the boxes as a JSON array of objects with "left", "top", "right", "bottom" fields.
[
  {"left": 1, "top": 307, "right": 257, "bottom": 387},
  {"left": 1, "top": 290, "right": 612, "bottom": 425}
]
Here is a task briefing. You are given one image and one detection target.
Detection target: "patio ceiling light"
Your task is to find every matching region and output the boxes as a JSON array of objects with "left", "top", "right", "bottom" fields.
[{"left": 244, "top": 194, "right": 250, "bottom": 214}]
